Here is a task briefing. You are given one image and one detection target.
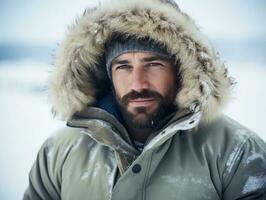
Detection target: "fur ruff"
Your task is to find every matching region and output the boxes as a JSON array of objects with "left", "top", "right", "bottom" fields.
[{"left": 49, "top": 0, "right": 233, "bottom": 123}]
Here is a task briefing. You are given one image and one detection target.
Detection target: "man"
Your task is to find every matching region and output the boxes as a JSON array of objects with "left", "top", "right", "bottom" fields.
[{"left": 24, "top": 0, "right": 266, "bottom": 199}]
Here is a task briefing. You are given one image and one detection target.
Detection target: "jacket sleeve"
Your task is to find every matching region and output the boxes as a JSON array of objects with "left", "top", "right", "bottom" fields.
[
  {"left": 222, "top": 134, "right": 266, "bottom": 199},
  {"left": 23, "top": 138, "right": 61, "bottom": 200}
]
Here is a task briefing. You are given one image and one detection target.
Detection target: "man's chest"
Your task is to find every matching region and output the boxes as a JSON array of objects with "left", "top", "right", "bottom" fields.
[{"left": 60, "top": 143, "right": 221, "bottom": 200}]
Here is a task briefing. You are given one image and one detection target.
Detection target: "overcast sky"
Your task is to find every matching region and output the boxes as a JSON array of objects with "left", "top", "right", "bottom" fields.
[{"left": 0, "top": 0, "right": 265, "bottom": 44}]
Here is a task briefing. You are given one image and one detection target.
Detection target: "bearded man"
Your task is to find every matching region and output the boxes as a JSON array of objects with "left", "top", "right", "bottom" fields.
[{"left": 24, "top": 0, "right": 266, "bottom": 199}]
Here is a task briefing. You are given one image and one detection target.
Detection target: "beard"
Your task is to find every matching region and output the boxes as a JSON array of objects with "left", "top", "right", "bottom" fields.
[{"left": 114, "top": 89, "right": 177, "bottom": 129}]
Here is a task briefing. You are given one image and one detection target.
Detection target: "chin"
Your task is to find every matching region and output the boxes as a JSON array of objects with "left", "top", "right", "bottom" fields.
[
  {"left": 131, "top": 116, "right": 153, "bottom": 129},
  {"left": 128, "top": 105, "right": 158, "bottom": 114}
]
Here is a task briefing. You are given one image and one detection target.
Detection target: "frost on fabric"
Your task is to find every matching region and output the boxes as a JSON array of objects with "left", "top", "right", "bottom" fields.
[
  {"left": 80, "top": 144, "right": 116, "bottom": 181},
  {"left": 81, "top": 120, "right": 139, "bottom": 172},
  {"left": 81, "top": 163, "right": 101, "bottom": 180},
  {"left": 235, "top": 128, "right": 251, "bottom": 141},
  {"left": 80, "top": 143, "right": 99, "bottom": 181},
  {"left": 160, "top": 174, "right": 214, "bottom": 199},
  {"left": 82, "top": 120, "right": 137, "bottom": 155},
  {"left": 242, "top": 175, "right": 266, "bottom": 194},
  {"left": 45, "top": 133, "right": 85, "bottom": 161},
  {"left": 104, "top": 150, "right": 116, "bottom": 200},
  {"left": 224, "top": 144, "right": 242, "bottom": 176},
  {"left": 245, "top": 151, "right": 266, "bottom": 166},
  {"left": 145, "top": 112, "right": 201, "bottom": 151},
  {"left": 80, "top": 145, "right": 116, "bottom": 200},
  {"left": 223, "top": 128, "right": 251, "bottom": 178},
  {"left": 161, "top": 175, "right": 213, "bottom": 190}
]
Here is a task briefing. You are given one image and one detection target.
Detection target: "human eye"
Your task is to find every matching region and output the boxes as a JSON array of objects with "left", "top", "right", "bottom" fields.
[
  {"left": 146, "top": 62, "right": 163, "bottom": 67},
  {"left": 115, "top": 65, "right": 132, "bottom": 71}
]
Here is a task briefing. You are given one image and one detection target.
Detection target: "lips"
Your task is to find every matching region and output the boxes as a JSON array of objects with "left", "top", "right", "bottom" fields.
[{"left": 128, "top": 98, "right": 155, "bottom": 107}]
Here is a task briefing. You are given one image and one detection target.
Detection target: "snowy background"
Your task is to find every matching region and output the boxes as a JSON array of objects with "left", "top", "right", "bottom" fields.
[{"left": 0, "top": 0, "right": 265, "bottom": 199}]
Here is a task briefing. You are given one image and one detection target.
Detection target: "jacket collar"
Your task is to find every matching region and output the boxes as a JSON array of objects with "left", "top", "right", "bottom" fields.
[{"left": 67, "top": 103, "right": 201, "bottom": 173}]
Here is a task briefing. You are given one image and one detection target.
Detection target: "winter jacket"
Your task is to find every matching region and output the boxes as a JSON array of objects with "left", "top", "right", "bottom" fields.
[{"left": 24, "top": 0, "right": 266, "bottom": 199}]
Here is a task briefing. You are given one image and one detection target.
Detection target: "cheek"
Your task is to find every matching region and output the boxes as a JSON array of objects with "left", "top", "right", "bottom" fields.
[
  {"left": 112, "top": 76, "right": 128, "bottom": 98},
  {"left": 149, "top": 71, "right": 176, "bottom": 94}
]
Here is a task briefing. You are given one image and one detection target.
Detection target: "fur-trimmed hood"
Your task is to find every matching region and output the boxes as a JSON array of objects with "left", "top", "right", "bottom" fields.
[{"left": 49, "top": 0, "right": 233, "bottom": 123}]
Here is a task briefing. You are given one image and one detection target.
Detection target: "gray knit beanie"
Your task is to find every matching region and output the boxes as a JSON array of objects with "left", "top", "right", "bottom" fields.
[{"left": 105, "top": 36, "right": 171, "bottom": 79}]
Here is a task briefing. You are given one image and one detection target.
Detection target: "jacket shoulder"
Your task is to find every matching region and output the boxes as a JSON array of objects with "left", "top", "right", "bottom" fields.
[
  {"left": 196, "top": 115, "right": 266, "bottom": 171},
  {"left": 37, "top": 126, "right": 95, "bottom": 167},
  {"left": 23, "top": 127, "right": 98, "bottom": 200},
  {"left": 44, "top": 126, "right": 95, "bottom": 151},
  {"left": 194, "top": 115, "right": 266, "bottom": 198},
  {"left": 40, "top": 126, "right": 98, "bottom": 170},
  {"left": 198, "top": 115, "right": 263, "bottom": 144}
]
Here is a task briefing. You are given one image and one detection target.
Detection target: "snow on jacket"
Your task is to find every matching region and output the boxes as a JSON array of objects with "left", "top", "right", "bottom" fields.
[{"left": 24, "top": 0, "right": 266, "bottom": 199}]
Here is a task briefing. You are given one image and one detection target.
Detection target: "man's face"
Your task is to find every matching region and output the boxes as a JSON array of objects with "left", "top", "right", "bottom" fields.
[{"left": 111, "top": 52, "right": 178, "bottom": 128}]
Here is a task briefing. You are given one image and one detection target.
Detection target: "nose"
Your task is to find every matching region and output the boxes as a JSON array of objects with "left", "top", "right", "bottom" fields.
[{"left": 130, "top": 68, "right": 149, "bottom": 92}]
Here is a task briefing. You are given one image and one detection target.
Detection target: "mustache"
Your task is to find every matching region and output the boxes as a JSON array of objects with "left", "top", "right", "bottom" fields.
[{"left": 121, "top": 90, "right": 163, "bottom": 105}]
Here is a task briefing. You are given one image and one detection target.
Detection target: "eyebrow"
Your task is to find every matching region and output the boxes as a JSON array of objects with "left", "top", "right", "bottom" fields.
[
  {"left": 111, "top": 59, "right": 130, "bottom": 66},
  {"left": 112, "top": 55, "right": 171, "bottom": 66},
  {"left": 141, "top": 56, "right": 170, "bottom": 63}
]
